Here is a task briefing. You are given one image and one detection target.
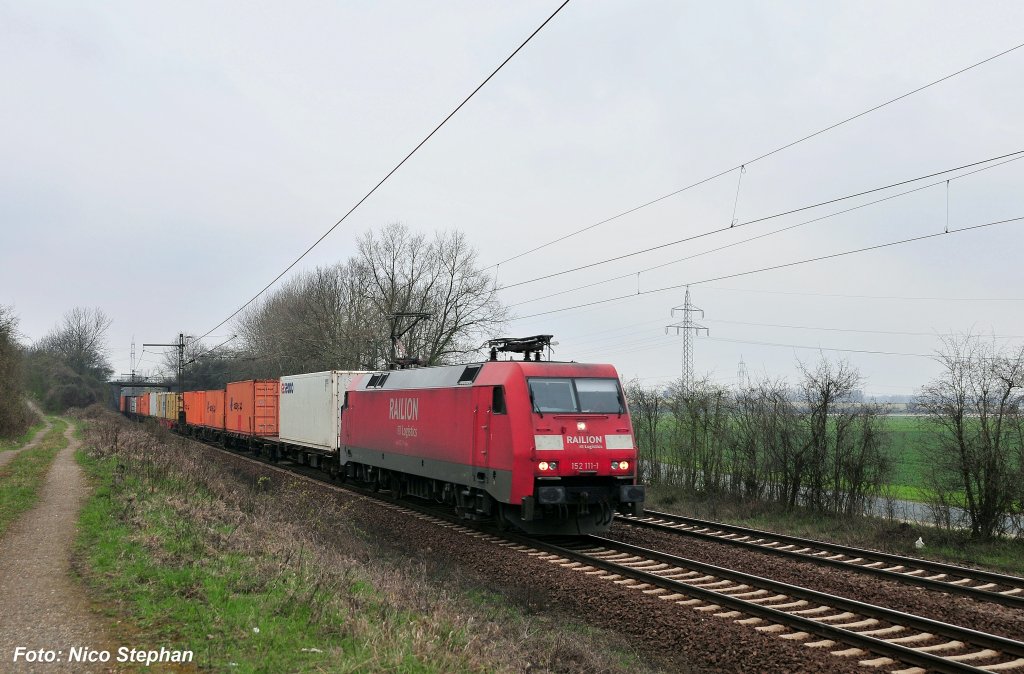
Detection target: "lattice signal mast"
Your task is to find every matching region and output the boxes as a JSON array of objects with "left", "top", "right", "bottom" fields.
[{"left": 666, "top": 286, "right": 708, "bottom": 392}]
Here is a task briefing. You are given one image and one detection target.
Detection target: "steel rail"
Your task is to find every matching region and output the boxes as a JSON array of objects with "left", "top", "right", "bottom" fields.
[{"left": 619, "top": 510, "right": 1024, "bottom": 608}]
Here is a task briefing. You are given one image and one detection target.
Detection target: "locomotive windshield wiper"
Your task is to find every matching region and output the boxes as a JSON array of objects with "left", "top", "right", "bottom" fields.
[{"left": 529, "top": 389, "right": 543, "bottom": 417}]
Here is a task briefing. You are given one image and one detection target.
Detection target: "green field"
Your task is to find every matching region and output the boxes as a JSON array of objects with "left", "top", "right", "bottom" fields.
[{"left": 883, "top": 416, "right": 936, "bottom": 500}]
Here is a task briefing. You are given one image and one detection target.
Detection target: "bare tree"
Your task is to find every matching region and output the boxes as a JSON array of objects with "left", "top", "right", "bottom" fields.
[
  {"left": 731, "top": 377, "right": 797, "bottom": 500},
  {"left": 37, "top": 307, "right": 113, "bottom": 380},
  {"left": 797, "top": 357, "right": 890, "bottom": 516},
  {"left": 747, "top": 378, "right": 807, "bottom": 507},
  {"left": 356, "top": 225, "right": 507, "bottom": 365},
  {"left": 235, "top": 224, "right": 506, "bottom": 375},
  {"left": 624, "top": 379, "right": 664, "bottom": 484},
  {"left": 917, "top": 335, "right": 1024, "bottom": 538},
  {"left": 663, "top": 377, "right": 731, "bottom": 493}
]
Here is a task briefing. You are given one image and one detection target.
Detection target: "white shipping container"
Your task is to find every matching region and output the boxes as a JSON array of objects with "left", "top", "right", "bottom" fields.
[
  {"left": 150, "top": 392, "right": 159, "bottom": 417},
  {"left": 130, "top": 398, "right": 137, "bottom": 414},
  {"left": 279, "top": 371, "right": 366, "bottom": 453}
]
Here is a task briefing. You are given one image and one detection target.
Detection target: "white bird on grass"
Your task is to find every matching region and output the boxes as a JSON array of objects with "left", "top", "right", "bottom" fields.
[{"left": 915, "top": 536, "right": 925, "bottom": 549}]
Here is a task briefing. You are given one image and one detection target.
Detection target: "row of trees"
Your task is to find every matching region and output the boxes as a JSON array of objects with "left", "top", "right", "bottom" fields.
[
  {"left": 0, "top": 304, "right": 114, "bottom": 438},
  {"left": 0, "top": 306, "right": 36, "bottom": 436},
  {"left": 627, "top": 358, "right": 891, "bottom": 518},
  {"left": 627, "top": 336, "right": 1024, "bottom": 539},
  {"left": 26, "top": 307, "right": 114, "bottom": 411}
]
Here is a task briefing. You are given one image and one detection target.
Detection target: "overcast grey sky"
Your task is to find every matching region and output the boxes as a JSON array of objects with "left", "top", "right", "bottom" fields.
[{"left": 2, "top": 0, "right": 1022, "bottom": 395}]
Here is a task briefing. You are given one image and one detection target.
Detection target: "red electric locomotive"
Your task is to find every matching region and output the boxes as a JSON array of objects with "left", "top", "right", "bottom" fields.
[{"left": 340, "top": 336, "right": 645, "bottom": 535}]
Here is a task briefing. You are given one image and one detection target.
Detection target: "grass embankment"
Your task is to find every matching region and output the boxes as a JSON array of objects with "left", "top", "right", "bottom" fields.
[
  {"left": 648, "top": 485, "right": 1024, "bottom": 576},
  {"left": 0, "top": 417, "right": 47, "bottom": 452},
  {"left": 76, "top": 412, "right": 652, "bottom": 674},
  {"left": 0, "top": 417, "right": 68, "bottom": 538}
]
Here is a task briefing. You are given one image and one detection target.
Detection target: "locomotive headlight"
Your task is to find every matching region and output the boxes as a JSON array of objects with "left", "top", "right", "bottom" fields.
[
  {"left": 539, "top": 461, "right": 549, "bottom": 471},
  {"left": 576, "top": 421, "right": 587, "bottom": 431},
  {"left": 619, "top": 460, "right": 629, "bottom": 471},
  {"left": 611, "top": 461, "right": 619, "bottom": 470}
]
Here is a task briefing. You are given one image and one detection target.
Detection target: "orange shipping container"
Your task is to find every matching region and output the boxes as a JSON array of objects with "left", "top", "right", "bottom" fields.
[
  {"left": 138, "top": 393, "right": 150, "bottom": 417},
  {"left": 204, "top": 390, "right": 225, "bottom": 430},
  {"left": 183, "top": 391, "right": 206, "bottom": 426},
  {"left": 225, "top": 380, "right": 278, "bottom": 437}
]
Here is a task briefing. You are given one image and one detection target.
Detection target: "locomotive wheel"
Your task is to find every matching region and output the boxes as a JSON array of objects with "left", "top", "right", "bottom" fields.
[{"left": 495, "top": 504, "right": 513, "bottom": 532}]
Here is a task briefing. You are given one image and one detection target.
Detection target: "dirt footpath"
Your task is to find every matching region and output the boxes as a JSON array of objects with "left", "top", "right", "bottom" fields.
[{"left": 0, "top": 421, "right": 118, "bottom": 672}]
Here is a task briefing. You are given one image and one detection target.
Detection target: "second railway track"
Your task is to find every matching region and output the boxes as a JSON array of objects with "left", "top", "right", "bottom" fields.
[
  {"left": 523, "top": 535, "right": 1024, "bottom": 674},
  {"left": 618, "top": 510, "right": 1024, "bottom": 608}
]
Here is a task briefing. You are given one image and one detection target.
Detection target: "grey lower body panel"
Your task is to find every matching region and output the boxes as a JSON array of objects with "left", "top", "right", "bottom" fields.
[{"left": 343, "top": 445, "right": 514, "bottom": 503}]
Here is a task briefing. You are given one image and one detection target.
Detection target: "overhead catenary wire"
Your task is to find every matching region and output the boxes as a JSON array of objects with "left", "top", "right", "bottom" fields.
[
  {"left": 500, "top": 150, "right": 1024, "bottom": 291},
  {"left": 568, "top": 321, "right": 1024, "bottom": 362},
  {"left": 187, "top": 335, "right": 238, "bottom": 364},
  {"left": 706, "top": 336, "right": 933, "bottom": 358},
  {"left": 703, "top": 285, "right": 1024, "bottom": 302},
  {"left": 507, "top": 153, "right": 1024, "bottom": 308},
  {"left": 194, "top": 0, "right": 572, "bottom": 344},
  {"left": 490, "top": 40, "right": 1024, "bottom": 268},
  {"left": 570, "top": 332, "right": 933, "bottom": 360},
  {"left": 512, "top": 214, "right": 1024, "bottom": 321},
  {"left": 704, "top": 319, "right": 1024, "bottom": 340}
]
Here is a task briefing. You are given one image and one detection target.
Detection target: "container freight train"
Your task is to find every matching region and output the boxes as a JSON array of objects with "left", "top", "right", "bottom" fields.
[{"left": 121, "top": 355, "right": 645, "bottom": 535}]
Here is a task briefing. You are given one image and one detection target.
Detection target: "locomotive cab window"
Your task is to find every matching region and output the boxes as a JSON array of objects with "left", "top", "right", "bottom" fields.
[
  {"left": 576, "top": 379, "right": 623, "bottom": 413},
  {"left": 528, "top": 378, "right": 577, "bottom": 413},
  {"left": 528, "top": 378, "right": 623, "bottom": 414}
]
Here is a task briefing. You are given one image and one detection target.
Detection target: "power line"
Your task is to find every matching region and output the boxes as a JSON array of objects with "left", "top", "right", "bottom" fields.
[
  {"left": 195, "top": 0, "right": 572, "bottom": 343},
  {"left": 507, "top": 152, "right": 1024, "bottom": 307},
  {"left": 187, "top": 335, "right": 238, "bottom": 364},
  {"left": 568, "top": 321, "right": 1024, "bottom": 362},
  {"left": 500, "top": 150, "right": 1024, "bottom": 291},
  {"left": 704, "top": 319, "right": 1024, "bottom": 340},
  {"left": 704, "top": 286, "right": 1024, "bottom": 302},
  {"left": 704, "top": 336, "right": 932, "bottom": 358},
  {"left": 512, "top": 214, "right": 1024, "bottom": 320},
  {"left": 490, "top": 40, "right": 1024, "bottom": 268}
]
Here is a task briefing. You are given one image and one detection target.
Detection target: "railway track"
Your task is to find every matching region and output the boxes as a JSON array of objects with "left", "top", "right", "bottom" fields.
[
  {"left": 196, "top": 440, "right": 1024, "bottom": 673},
  {"left": 618, "top": 510, "right": 1024, "bottom": 608},
  {"left": 518, "top": 535, "right": 1024, "bottom": 674}
]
